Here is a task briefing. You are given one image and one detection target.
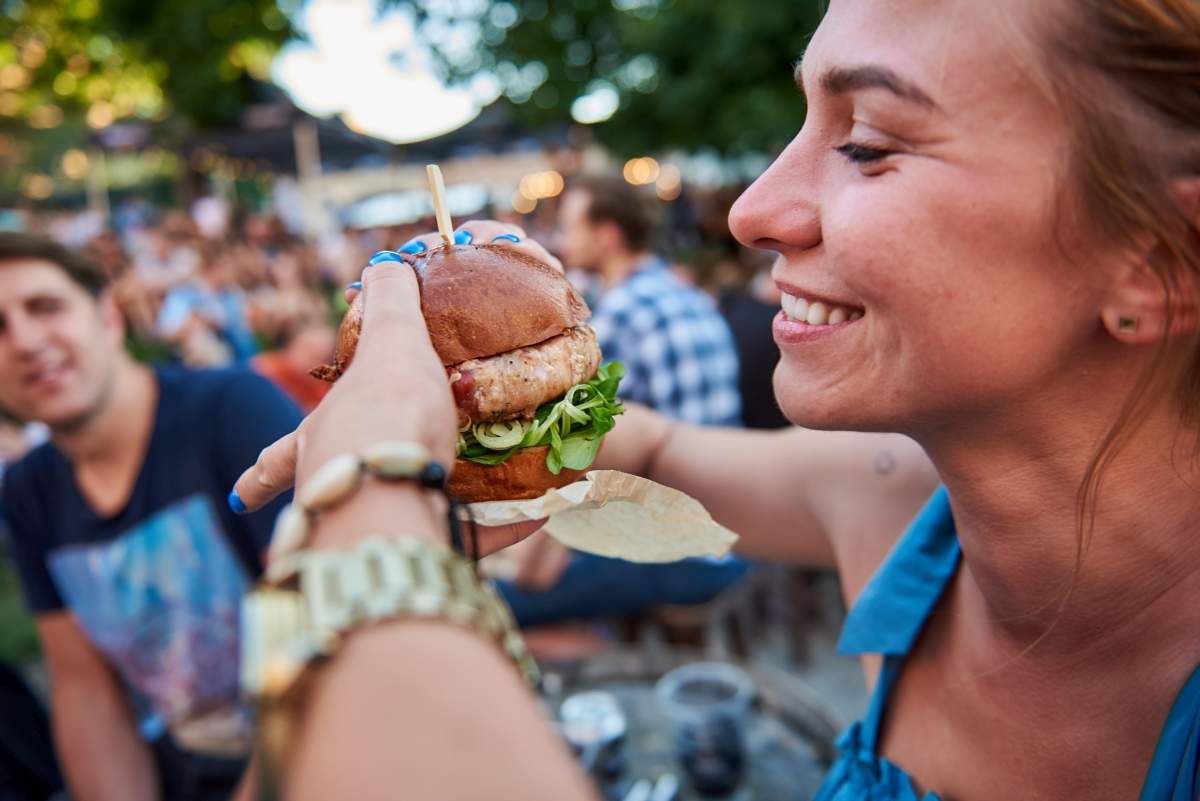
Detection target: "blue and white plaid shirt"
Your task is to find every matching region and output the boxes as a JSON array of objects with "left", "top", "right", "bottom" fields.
[{"left": 588, "top": 258, "right": 741, "bottom": 426}]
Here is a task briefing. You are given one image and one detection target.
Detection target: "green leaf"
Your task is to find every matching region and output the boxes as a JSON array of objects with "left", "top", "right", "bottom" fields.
[
  {"left": 546, "top": 446, "right": 564, "bottom": 475},
  {"left": 455, "top": 362, "right": 626, "bottom": 470},
  {"left": 560, "top": 436, "right": 603, "bottom": 471}
]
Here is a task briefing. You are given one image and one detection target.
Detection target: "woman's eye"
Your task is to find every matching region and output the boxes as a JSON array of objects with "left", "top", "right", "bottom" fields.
[{"left": 834, "top": 142, "right": 893, "bottom": 164}]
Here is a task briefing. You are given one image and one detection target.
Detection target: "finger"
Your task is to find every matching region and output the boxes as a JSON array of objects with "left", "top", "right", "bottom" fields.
[
  {"left": 453, "top": 220, "right": 527, "bottom": 242},
  {"left": 230, "top": 429, "right": 299, "bottom": 514},
  {"left": 473, "top": 519, "right": 547, "bottom": 558},
  {"left": 343, "top": 281, "right": 361, "bottom": 305},
  {"left": 454, "top": 221, "right": 563, "bottom": 273},
  {"left": 395, "top": 233, "right": 441, "bottom": 255},
  {"left": 354, "top": 255, "right": 431, "bottom": 363}
]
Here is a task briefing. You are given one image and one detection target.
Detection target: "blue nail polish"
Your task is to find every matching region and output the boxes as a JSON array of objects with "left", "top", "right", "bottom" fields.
[
  {"left": 491, "top": 233, "right": 521, "bottom": 244},
  {"left": 228, "top": 490, "right": 247, "bottom": 515},
  {"left": 453, "top": 230, "right": 474, "bottom": 245},
  {"left": 398, "top": 240, "right": 427, "bottom": 255},
  {"left": 368, "top": 250, "right": 404, "bottom": 266}
]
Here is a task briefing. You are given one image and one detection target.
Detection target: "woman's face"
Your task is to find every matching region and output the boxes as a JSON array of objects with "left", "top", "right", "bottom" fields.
[{"left": 729, "top": 0, "right": 1114, "bottom": 436}]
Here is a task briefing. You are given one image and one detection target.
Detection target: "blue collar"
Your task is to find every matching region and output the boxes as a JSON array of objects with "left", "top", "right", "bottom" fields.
[{"left": 838, "top": 486, "right": 961, "bottom": 656}]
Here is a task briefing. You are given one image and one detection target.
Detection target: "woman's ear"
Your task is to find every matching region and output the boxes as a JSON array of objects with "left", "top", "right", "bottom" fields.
[{"left": 1100, "top": 177, "right": 1200, "bottom": 344}]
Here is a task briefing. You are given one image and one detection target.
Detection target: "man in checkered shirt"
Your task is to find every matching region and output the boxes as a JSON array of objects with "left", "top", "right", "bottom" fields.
[
  {"left": 587, "top": 263, "right": 743, "bottom": 427},
  {"left": 560, "top": 176, "right": 742, "bottom": 426},
  {"left": 493, "top": 175, "right": 748, "bottom": 628}
]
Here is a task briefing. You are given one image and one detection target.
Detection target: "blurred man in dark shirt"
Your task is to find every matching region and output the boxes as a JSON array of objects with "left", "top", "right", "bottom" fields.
[{"left": 0, "top": 233, "right": 300, "bottom": 801}]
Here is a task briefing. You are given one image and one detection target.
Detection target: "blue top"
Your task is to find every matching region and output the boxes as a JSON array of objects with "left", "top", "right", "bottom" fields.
[
  {"left": 2, "top": 366, "right": 301, "bottom": 746},
  {"left": 815, "top": 487, "right": 1200, "bottom": 801}
]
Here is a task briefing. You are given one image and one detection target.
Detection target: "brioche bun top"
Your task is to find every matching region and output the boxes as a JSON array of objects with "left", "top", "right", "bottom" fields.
[{"left": 328, "top": 243, "right": 591, "bottom": 374}]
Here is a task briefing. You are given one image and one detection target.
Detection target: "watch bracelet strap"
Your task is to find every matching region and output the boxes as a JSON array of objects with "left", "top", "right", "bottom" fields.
[{"left": 242, "top": 536, "right": 539, "bottom": 708}]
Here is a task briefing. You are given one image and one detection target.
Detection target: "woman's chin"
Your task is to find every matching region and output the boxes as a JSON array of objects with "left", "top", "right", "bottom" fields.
[{"left": 772, "top": 367, "right": 888, "bottom": 432}]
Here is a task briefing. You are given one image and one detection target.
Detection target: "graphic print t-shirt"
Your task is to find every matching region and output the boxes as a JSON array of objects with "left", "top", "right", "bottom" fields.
[{"left": 3, "top": 367, "right": 301, "bottom": 752}]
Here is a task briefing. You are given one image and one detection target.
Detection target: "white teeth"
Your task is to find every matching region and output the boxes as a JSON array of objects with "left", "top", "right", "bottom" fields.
[
  {"left": 806, "top": 302, "right": 829, "bottom": 326},
  {"left": 780, "top": 292, "right": 862, "bottom": 326}
]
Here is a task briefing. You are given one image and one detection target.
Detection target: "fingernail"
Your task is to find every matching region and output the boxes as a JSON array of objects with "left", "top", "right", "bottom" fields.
[
  {"left": 398, "top": 240, "right": 427, "bottom": 255},
  {"left": 346, "top": 280, "right": 362, "bottom": 291},
  {"left": 491, "top": 233, "right": 521, "bottom": 244},
  {"left": 228, "top": 490, "right": 247, "bottom": 515},
  {"left": 453, "top": 230, "right": 474, "bottom": 245},
  {"left": 369, "top": 250, "right": 404, "bottom": 265}
]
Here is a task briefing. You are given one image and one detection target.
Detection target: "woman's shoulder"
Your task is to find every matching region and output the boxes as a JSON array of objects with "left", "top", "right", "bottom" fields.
[{"left": 782, "top": 429, "right": 941, "bottom": 605}]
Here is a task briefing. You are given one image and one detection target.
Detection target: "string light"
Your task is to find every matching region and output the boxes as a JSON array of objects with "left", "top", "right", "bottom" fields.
[
  {"left": 86, "top": 101, "right": 114, "bottom": 129},
  {"left": 623, "top": 157, "right": 660, "bottom": 186},
  {"left": 518, "top": 170, "right": 564, "bottom": 200},
  {"left": 0, "top": 65, "right": 29, "bottom": 91},
  {"left": 61, "top": 149, "right": 90, "bottom": 180},
  {"left": 22, "top": 173, "right": 53, "bottom": 200}
]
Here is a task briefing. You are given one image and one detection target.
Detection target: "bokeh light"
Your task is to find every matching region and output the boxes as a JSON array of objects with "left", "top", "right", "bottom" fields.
[{"left": 623, "top": 157, "right": 660, "bottom": 186}]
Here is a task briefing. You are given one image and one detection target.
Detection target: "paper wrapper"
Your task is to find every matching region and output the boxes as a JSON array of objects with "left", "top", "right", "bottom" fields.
[{"left": 464, "top": 470, "right": 738, "bottom": 563}]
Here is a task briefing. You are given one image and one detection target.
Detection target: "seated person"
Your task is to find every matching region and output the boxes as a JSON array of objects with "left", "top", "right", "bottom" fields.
[{"left": 0, "top": 233, "right": 300, "bottom": 801}]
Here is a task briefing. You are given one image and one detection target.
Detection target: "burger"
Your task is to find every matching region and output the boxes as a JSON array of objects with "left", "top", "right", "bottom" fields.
[{"left": 312, "top": 242, "right": 624, "bottom": 503}]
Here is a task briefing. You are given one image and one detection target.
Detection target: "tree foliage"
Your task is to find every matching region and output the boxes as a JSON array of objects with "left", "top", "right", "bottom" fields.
[
  {"left": 395, "top": 0, "right": 823, "bottom": 157},
  {"left": 0, "top": 0, "right": 293, "bottom": 129}
]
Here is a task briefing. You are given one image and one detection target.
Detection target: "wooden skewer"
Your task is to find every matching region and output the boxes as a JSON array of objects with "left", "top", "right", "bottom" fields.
[{"left": 426, "top": 164, "right": 455, "bottom": 247}]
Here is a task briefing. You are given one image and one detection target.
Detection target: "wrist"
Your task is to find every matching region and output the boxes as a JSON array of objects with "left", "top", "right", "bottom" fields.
[
  {"left": 309, "top": 484, "right": 445, "bottom": 550},
  {"left": 640, "top": 409, "right": 677, "bottom": 479}
]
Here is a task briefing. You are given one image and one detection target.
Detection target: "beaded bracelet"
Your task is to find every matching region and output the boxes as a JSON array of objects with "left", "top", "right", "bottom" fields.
[{"left": 265, "top": 441, "right": 478, "bottom": 581}]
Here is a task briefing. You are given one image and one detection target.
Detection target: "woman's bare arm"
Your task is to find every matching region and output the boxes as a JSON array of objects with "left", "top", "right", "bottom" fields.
[{"left": 598, "top": 405, "right": 939, "bottom": 582}]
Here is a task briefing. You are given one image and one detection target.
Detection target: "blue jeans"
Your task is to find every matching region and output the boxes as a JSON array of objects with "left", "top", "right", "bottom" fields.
[{"left": 494, "top": 554, "right": 750, "bottom": 628}]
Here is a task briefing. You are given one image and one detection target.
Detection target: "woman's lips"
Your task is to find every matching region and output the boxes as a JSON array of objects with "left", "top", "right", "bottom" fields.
[{"left": 772, "top": 310, "right": 861, "bottom": 345}]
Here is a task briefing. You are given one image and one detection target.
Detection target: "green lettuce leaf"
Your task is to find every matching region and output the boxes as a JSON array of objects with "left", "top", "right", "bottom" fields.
[{"left": 459, "top": 361, "right": 625, "bottom": 475}]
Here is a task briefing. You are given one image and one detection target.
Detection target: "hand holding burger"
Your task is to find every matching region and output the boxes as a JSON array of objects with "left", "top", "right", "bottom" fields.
[
  {"left": 230, "top": 222, "right": 623, "bottom": 554},
  {"left": 317, "top": 222, "right": 624, "bottom": 503}
]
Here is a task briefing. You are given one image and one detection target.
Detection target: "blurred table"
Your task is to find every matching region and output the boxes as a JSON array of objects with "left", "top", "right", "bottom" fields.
[{"left": 541, "top": 648, "right": 841, "bottom": 801}]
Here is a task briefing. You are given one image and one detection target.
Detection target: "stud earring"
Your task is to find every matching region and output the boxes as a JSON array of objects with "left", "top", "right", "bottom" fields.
[{"left": 1117, "top": 316, "right": 1139, "bottom": 333}]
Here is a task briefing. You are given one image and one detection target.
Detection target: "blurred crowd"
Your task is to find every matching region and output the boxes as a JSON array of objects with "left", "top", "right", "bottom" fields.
[{"left": 1, "top": 180, "right": 775, "bottom": 439}]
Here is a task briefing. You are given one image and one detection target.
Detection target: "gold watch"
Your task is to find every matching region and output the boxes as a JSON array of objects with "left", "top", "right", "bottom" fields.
[{"left": 240, "top": 536, "right": 538, "bottom": 799}]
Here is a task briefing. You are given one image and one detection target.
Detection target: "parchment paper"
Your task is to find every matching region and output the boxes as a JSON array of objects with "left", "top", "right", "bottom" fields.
[{"left": 464, "top": 470, "right": 738, "bottom": 563}]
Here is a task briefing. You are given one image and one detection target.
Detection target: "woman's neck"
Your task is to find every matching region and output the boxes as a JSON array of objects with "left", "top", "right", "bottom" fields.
[{"left": 923, "top": 402, "right": 1200, "bottom": 665}]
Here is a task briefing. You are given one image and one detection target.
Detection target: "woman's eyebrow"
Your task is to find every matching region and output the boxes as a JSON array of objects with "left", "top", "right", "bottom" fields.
[{"left": 794, "top": 58, "right": 940, "bottom": 111}]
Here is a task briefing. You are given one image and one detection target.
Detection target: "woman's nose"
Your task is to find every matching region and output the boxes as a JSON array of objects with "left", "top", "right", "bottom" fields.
[{"left": 728, "top": 135, "right": 822, "bottom": 256}]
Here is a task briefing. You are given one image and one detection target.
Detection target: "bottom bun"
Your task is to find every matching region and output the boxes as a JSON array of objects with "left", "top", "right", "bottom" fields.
[{"left": 449, "top": 445, "right": 588, "bottom": 503}]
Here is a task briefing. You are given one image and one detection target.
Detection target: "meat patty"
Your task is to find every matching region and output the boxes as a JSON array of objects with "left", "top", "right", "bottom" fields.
[{"left": 448, "top": 325, "right": 601, "bottom": 426}]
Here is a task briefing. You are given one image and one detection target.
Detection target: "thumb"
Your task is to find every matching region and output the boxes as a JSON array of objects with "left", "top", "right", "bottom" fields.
[{"left": 229, "top": 429, "right": 299, "bottom": 514}]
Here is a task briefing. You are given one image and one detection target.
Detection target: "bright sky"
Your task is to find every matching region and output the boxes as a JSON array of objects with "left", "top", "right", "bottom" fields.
[{"left": 272, "top": 0, "right": 499, "bottom": 144}]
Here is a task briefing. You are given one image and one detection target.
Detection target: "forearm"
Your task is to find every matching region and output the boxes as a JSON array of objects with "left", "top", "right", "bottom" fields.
[
  {"left": 289, "top": 621, "right": 596, "bottom": 801},
  {"left": 599, "top": 405, "right": 835, "bottom": 566},
  {"left": 52, "top": 682, "right": 157, "bottom": 801},
  {"left": 280, "top": 484, "right": 593, "bottom": 800}
]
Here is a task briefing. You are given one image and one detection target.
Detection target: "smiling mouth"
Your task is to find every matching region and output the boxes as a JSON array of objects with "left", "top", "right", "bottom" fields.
[
  {"left": 780, "top": 292, "right": 864, "bottom": 326},
  {"left": 23, "top": 363, "right": 69, "bottom": 389}
]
